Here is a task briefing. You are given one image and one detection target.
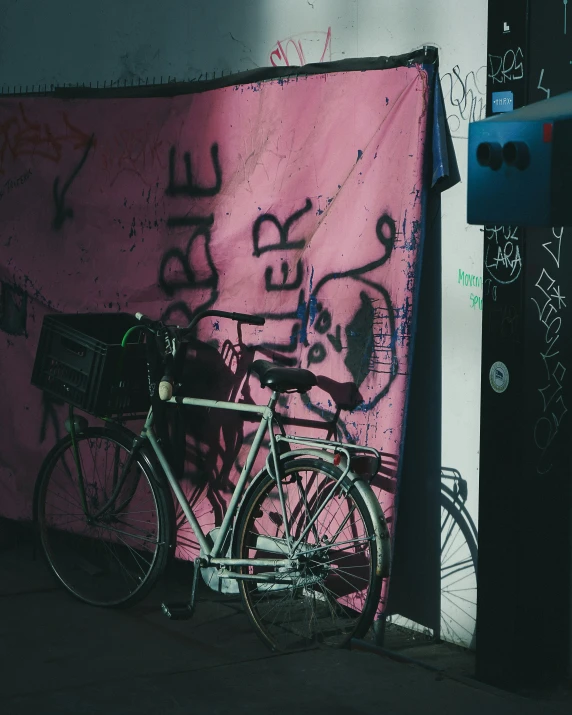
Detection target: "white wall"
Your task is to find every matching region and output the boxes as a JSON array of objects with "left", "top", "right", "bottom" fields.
[{"left": 0, "top": 0, "right": 487, "bottom": 647}]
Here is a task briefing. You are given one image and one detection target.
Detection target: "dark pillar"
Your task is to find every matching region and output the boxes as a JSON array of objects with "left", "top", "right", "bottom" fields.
[{"left": 477, "top": 0, "right": 572, "bottom": 689}]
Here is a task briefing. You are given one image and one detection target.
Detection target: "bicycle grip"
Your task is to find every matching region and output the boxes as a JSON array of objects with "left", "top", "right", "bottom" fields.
[
  {"left": 135, "top": 312, "right": 155, "bottom": 328},
  {"left": 159, "top": 378, "right": 173, "bottom": 401},
  {"left": 230, "top": 313, "right": 266, "bottom": 326}
]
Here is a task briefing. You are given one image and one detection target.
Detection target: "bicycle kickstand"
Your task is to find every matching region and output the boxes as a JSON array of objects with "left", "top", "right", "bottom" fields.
[{"left": 161, "top": 557, "right": 203, "bottom": 621}]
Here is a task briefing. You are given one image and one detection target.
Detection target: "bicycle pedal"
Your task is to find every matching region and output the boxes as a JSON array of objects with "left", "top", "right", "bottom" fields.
[{"left": 161, "top": 601, "right": 195, "bottom": 621}]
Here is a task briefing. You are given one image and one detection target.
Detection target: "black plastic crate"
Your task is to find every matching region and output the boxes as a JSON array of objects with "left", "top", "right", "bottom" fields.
[{"left": 31, "top": 313, "right": 150, "bottom": 416}]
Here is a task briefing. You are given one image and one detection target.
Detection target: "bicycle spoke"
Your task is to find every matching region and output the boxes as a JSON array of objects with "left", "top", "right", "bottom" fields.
[
  {"left": 440, "top": 599, "right": 475, "bottom": 634},
  {"left": 95, "top": 523, "right": 160, "bottom": 546},
  {"left": 112, "top": 531, "right": 154, "bottom": 575}
]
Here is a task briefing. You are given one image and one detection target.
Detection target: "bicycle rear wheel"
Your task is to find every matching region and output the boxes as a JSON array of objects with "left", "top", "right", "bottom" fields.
[
  {"left": 234, "top": 458, "right": 384, "bottom": 651},
  {"left": 34, "top": 425, "right": 172, "bottom": 607}
]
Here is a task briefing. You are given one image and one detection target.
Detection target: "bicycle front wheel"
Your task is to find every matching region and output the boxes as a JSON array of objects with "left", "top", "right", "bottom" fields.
[
  {"left": 234, "top": 458, "right": 384, "bottom": 651},
  {"left": 34, "top": 426, "right": 172, "bottom": 607}
]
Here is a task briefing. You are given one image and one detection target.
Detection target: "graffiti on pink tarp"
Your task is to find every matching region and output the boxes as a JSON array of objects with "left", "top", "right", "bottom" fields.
[
  {"left": 0, "top": 69, "right": 429, "bottom": 605},
  {"left": 269, "top": 27, "right": 332, "bottom": 67},
  {"left": 0, "top": 103, "right": 94, "bottom": 174}
]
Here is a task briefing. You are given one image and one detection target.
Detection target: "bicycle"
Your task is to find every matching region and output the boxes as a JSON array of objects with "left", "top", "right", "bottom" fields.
[{"left": 33, "top": 308, "right": 390, "bottom": 651}]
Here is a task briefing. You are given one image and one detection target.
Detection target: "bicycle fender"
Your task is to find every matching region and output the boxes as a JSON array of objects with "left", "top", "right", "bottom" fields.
[
  {"left": 349, "top": 477, "right": 391, "bottom": 578},
  {"left": 312, "top": 451, "right": 391, "bottom": 580}
]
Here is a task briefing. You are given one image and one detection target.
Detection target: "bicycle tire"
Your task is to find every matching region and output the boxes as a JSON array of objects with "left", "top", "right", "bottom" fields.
[
  {"left": 34, "top": 425, "right": 172, "bottom": 608},
  {"left": 233, "top": 457, "right": 384, "bottom": 651}
]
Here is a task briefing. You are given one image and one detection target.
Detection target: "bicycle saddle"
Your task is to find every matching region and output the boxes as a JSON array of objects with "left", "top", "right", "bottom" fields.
[{"left": 250, "top": 359, "right": 317, "bottom": 394}]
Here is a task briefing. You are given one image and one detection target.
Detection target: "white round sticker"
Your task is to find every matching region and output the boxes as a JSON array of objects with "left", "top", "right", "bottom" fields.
[{"left": 489, "top": 361, "right": 509, "bottom": 393}]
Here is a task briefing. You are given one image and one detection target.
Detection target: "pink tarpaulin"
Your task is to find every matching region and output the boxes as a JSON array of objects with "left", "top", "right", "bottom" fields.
[{"left": 0, "top": 67, "right": 429, "bottom": 581}]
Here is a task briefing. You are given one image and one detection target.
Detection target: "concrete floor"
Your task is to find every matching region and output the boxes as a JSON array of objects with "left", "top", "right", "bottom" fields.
[{"left": 1, "top": 520, "right": 571, "bottom": 715}]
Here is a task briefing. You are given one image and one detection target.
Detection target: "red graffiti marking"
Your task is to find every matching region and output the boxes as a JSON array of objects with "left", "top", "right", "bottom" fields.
[
  {"left": 269, "top": 27, "right": 332, "bottom": 68},
  {"left": 0, "top": 103, "right": 93, "bottom": 174},
  {"left": 101, "top": 125, "right": 165, "bottom": 186}
]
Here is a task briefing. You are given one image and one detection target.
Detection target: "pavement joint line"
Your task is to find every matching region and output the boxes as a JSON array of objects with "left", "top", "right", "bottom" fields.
[
  {"left": 5, "top": 646, "right": 317, "bottom": 702},
  {"left": 0, "top": 587, "right": 60, "bottom": 598},
  {"left": 351, "top": 640, "right": 563, "bottom": 706}
]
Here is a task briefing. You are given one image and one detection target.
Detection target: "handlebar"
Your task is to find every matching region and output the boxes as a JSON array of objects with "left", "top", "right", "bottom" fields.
[
  {"left": 134, "top": 309, "right": 265, "bottom": 334},
  {"left": 187, "top": 310, "right": 265, "bottom": 331},
  {"left": 127, "top": 309, "right": 265, "bottom": 402}
]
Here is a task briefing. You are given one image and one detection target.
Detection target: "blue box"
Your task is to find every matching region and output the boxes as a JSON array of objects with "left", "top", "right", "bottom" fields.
[{"left": 467, "top": 91, "right": 572, "bottom": 226}]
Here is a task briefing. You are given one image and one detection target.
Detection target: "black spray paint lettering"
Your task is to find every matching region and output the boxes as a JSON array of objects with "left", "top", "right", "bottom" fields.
[
  {"left": 253, "top": 198, "right": 312, "bottom": 291},
  {"left": 166, "top": 143, "right": 222, "bottom": 197},
  {"left": 159, "top": 214, "right": 218, "bottom": 297},
  {"left": 160, "top": 143, "right": 222, "bottom": 323},
  {"left": 52, "top": 134, "right": 95, "bottom": 230},
  {"left": 313, "top": 305, "right": 343, "bottom": 353},
  {"left": 249, "top": 200, "right": 399, "bottom": 412}
]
